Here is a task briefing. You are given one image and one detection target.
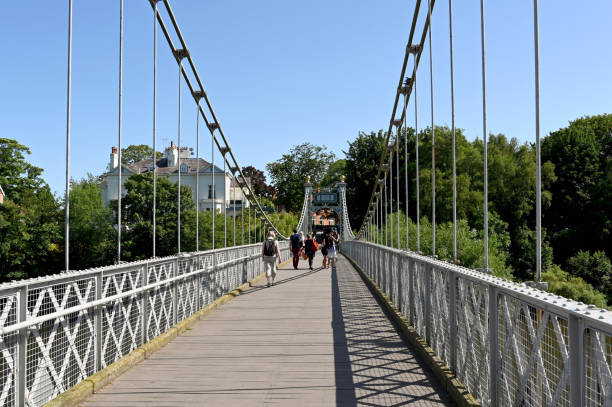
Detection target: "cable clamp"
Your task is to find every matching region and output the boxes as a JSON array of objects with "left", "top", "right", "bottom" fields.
[
  {"left": 207, "top": 122, "right": 219, "bottom": 132},
  {"left": 192, "top": 90, "right": 205, "bottom": 100},
  {"left": 149, "top": 0, "right": 162, "bottom": 6},
  {"left": 218, "top": 147, "right": 229, "bottom": 156},
  {"left": 173, "top": 48, "right": 190, "bottom": 61},
  {"left": 392, "top": 119, "right": 402, "bottom": 128},
  {"left": 407, "top": 44, "right": 421, "bottom": 54},
  {"left": 229, "top": 166, "right": 239, "bottom": 174}
]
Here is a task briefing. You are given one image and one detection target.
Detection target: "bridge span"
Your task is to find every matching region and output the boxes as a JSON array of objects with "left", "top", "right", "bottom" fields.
[{"left": 81, "top": 254, "right": 451, "bottom": 406}]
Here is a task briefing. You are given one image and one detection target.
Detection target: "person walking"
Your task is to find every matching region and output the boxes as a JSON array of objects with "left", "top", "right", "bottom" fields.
[
  {"left": 321, "top": 229, "right": 330, "bottom": 269},
  {"left": 289, "top": 228, "right": 303, "bottom": 270},
  {"left": 262, "top": 231, "right": 281, "bottom": 287},
  {"left": 303, "top": 233, "right": 318, "bottom": 270},
  {"left": 328, "top": 230, "right": 339, "bottom": 269}
]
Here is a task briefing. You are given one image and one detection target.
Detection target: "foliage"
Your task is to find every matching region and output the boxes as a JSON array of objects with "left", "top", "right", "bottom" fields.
[
  {"left": 542, "top": 114, "right": 612, "bottom": 265},
  {"left": 344, "top": 130, "right": 387, "bottom": 229},
  {"left": 121, "top": 144, "right": 163, "bottom": 166},
  {"left": 68, "top": 175, "right": 115, "bottom": 269},
  {"left": 567, "top": 250, "right": 611, "bottom": 303},
  {"left": 266, "top": 143, "right": 336, "bottom": 212},
  {"left": 542, "top": 265, "right": 608, "bottom": 309},
  {"left": 241, "top": 166, "right": 275, "bottom": 199},
  {"left": 371, "top": 213, "right": 512, "bottom": 279},
  {"left": 321, "top": 159, "right": 346, "bottom": 187},
  {"left": 0, "top": 138, "right": 48, "bottom": 205}
]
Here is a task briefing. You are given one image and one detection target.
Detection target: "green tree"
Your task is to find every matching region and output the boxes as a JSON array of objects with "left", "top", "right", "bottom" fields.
[
  {"left": 567, "top": 250, "right": 612, "bottom": 303},
  {"left": 344, "top": 130, "right": 387, "bottom": 228},
  {"left": 0, "top": 138, "right": 48, "bottom": 204},
  {"left": 121, "top": 144, "right": 163, "bottom": 166},
  {"left": 321, "top": 159, "right": 346, "bottom": 186},
  {"left": 542, "top": 265, "right": 608, "bottom": 308},
  {"left": 241, "top": 166, "right": 275, "bottom": 199},
  {"left": 266, "top": 143, "right": 336, "bottom": 212},
  {"left": 116, "top": 173, "right": 195, "bottom": 260},
  {"left": 69, "top": 175, "right": 115, "bottom": 270},
  {"left": 542, "top": 114, "right": 612, "bottom": 265}
]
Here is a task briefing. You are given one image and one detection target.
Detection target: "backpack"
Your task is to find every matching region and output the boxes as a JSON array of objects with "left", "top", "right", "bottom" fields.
[
  {"left": 263, "top": 239, "right": 276, "bottom": 256},
  {"left": 313, "top": 240, "right": 319, "bottom": 251}
]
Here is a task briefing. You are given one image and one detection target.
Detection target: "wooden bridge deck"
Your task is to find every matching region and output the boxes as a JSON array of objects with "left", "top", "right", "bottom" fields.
[{"left": 82, "top": 254, "right": 453, "bottom": 406}]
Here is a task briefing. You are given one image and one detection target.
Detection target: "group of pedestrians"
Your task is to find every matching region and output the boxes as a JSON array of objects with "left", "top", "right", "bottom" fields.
[
  {"left": 261, "top": 228, "right": 340, "bottom": 288},
  {"left": 290, "top": 228, "right": 339, "bottom": 270}
]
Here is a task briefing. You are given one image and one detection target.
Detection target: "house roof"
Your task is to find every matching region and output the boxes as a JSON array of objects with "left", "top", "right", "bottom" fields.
[{"left": 105, "top": 157, "right": 226, "bottom": 176}]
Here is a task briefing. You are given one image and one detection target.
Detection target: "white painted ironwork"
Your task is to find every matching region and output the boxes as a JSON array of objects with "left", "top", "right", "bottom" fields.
[
  {"left": 342, "top": 240, "right": 612, "bottom": 407},
  {"left": 0, "top": 242, "right": 288, "bottom": 406}
]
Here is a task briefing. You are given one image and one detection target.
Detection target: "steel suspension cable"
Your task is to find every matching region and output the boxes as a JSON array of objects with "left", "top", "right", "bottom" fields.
[
  {"left": 403, "top": 90, "right": 409, "bottom": 251},
  {"left": 241, "top": 190, "right": 245, "bottom": 246},
  {"left": 64, "top": 0, "right": 73, "bottom": 271},
  {"left": 211, "top": 127, "right": 215, "bottom": 250},
  {"left": 248, "top": 204, "right": 251, "bottom": 244},
  {"left": 196, "top": 105, "right": 200, "bottom": 251},
  {"left": 223, "top": 158, "right": 227, "bottom": 248},
  {"left": 449, "top": 0, "right": 457, "bottom": 262},
  {"left": 480, "top": 0, "right": 489, "bottom": 271},
  {"left": 396, "top": 128, "right": 400, "bottom": 249},
  {"left": 415, "top": 67, "right": 421, "bottom": 252},
  {"left": 385, "top": 175, "right": 388, "bottom": 246},
  {"left": 390, "top": 149, "right": 394, "bottom": 248},
  {"left": 152, "top": 3, "right": 158, "bottom": 257},
  {"left": 428, "top": 0, "right": 436, "bottom": 257},
  {"left": 117, "top": 0, "right": 124, "bottom": 263},
  {"left": 177, "top": 63, "right": 182, "bottom": 253},
  {"left": 534, "top": 0, "right": 542, "bottom": 284},
  {"left": 233, "top": 177, "right": 236, "bottom": 246}
]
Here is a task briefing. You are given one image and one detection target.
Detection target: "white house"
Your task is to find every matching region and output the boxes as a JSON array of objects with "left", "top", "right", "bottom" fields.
[{"left": 100, "top": 143, "right": 250, "bottom": 214}]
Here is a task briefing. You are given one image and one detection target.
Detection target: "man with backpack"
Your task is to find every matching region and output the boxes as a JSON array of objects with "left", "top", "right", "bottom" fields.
[
  {"left": 289, "top": 228, "right": 303, "bottom": 270},
  {"left": 262, "top": 231, "right": 282, "bottom": 287}
]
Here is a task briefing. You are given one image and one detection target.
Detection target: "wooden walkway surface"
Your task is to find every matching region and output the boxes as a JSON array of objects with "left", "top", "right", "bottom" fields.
[{"left": 82, "top": 254, "right": 453, "bottom": 406}]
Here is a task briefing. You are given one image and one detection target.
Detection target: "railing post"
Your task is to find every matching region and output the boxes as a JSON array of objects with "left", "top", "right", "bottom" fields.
[
  {"left": 397, "top": 253, "right": 404, "bottom": 313},
  {"left": 488, "top": 285, "right": 499, "bottom": 406},
  {"left": 425, "top": 264, "right": 432, "bottom": 344},
  {"left": 408, "top": 259, "right": 415, "bottom": 326},
  {"left": 16, "top": 285, "right": 27, "bottom": 407},
  {"left": 141, "top": 263, "right": 149, "bottom": 344},
  {"left": 95, "top": 271, "right": 103, "bottom": 371},
  {"left": 173, "top": 256, "right": 179, "bottom": 325},
  {"left": 242, "top": 258, "right": 248, "bottom": 284},
  {"left": 448, "top": 269, "right": 457, "bottom": 373},
  {"left": 568, "top": 314, "right": 584, "bottom": 406},
  {"left": 195, "top": 256, "right": 201, "bottom": 311}
]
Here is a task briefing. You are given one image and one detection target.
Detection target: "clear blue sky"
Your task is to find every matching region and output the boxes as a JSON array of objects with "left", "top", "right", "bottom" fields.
[{"left": 1, "top": 1, "right": 610, "bottom": 195}]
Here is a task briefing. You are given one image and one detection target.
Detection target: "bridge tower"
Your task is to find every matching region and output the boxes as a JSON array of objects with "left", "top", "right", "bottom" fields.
[{"left": 300, "top": 176, "right": 353, "bottom": 241}]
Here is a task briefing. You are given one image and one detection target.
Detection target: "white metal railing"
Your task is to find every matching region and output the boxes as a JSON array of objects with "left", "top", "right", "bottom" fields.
[
  {"left": 0, "top": 242, "right": 289, "bottom": 407},
  {"left": 342, "top": 240, "right": 612, "bottom": 407}
]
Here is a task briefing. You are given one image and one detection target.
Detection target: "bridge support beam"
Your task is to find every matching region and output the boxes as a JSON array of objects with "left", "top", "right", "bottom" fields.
[
  {"left": 569, "top": 314, "right": 584, "bottom": 406},
  {"left": 488, "top": 286, "right": 499, "bottom": 406}
]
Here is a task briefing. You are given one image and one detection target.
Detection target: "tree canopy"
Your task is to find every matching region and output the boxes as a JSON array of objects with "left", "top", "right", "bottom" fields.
[
  {"left": 121, "top": 144, "right": 163, "bottom": 166},
  {"left": 266, "top": 143, "right": 336, "bottom": 212}
]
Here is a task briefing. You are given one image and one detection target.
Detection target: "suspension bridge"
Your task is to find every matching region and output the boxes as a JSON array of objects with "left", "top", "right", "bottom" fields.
[{"left": 1, "top": 1, "right": 611, "bottom": 406}]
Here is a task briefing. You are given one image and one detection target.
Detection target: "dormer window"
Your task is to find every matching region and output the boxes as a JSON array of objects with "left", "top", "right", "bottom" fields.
[
  {"left": 148, "top": 163, "right": 154, "bottom": 172},
  {"left": 180, "top": 163, "right": 188, "bottom": 173}
]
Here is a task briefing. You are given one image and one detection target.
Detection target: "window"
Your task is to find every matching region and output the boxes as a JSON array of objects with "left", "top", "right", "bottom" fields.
[
  {"left": 208, "top": 185, "right": 216, "bottom": 199},
  {"left": 180, "top": 163, "right": 188, "bottom": 173}
]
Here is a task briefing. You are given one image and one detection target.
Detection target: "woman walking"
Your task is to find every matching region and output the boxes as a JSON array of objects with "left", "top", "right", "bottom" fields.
[{"left": 304, "top": 233, "right": 318, "bottom": 270}]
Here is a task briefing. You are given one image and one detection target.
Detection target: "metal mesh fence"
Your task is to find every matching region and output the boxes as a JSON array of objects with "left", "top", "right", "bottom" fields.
[
  {"left": 0, "top": 295, "right": 17, "bottom": 407},
  {"left": 585, "top": 326, "right": 612, "bottom": 406},
  {"left": 0, "top": 227, "right": 285, "bottom": 406},
  {"left": 455, "top": 276, "right": 490, "bottom": 405}
]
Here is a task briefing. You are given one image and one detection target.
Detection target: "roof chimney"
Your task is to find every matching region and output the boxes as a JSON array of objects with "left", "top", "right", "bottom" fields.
[{"left": 109, "top": 146, "right": 119, "bottom": 170}]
